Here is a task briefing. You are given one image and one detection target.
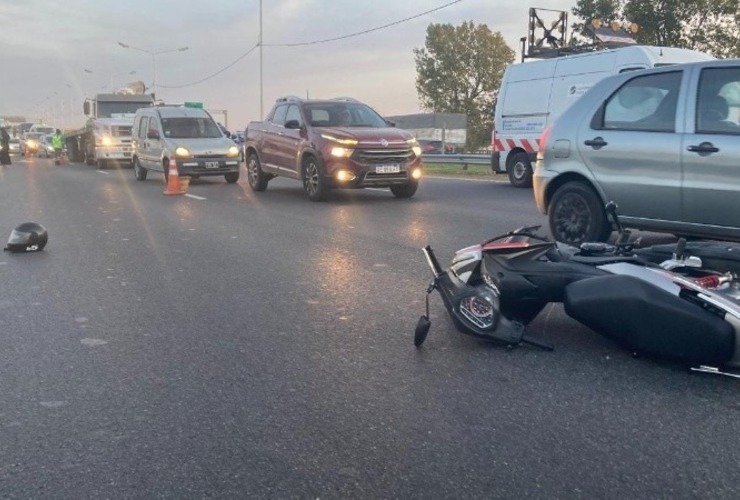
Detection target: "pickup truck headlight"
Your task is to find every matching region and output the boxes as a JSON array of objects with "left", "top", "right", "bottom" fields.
[
  {"left": 227, "top": 146, "right": 239, "bottom": 157},
  {"left": 321, "top": 134, "right": 358, "bottom": 146},
  {"left": 175, "top": 146, "right": 191, "bottom": 158},
  {"left": 331, "top": 147, "right": 354, "bottom": 158}
]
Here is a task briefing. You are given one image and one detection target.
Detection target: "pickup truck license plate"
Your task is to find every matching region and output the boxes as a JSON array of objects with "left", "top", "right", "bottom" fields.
[
  {"left": 375, "top": 164, "right": 400, "bottom": 174},
  {"left": 205, "top": 161, "right": 219, "bottom": 169}
]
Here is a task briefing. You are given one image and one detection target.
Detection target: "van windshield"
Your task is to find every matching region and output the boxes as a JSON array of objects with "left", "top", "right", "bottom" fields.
[{"left": 161, "top": 117, "right": 223, "bottom": 139}]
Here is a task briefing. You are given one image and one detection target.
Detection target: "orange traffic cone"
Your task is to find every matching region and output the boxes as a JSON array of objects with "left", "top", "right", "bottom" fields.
[{"left": 163, "top": 157, "right": 185, "bottom": 196}]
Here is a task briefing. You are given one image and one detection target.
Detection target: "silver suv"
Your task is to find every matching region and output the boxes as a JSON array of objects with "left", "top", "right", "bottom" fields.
[
  {"left": 534, "top": 59, "right": 740, "bottom": 246},
  {"left": 132, "top": 106, "right": 241, "bottom": 183}
]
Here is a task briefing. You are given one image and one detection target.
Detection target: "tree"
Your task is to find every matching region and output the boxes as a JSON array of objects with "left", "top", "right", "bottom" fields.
[
  {"left": 572, "top": 0, "right": 740, "bottom": 57},
  {"left": 414, "top": 21, "right": 514, "bottom": 152}
]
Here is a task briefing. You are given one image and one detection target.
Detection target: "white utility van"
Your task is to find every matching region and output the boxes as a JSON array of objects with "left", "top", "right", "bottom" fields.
[{"left": 491, "top": 45, "right": 714, "bottom": 187}]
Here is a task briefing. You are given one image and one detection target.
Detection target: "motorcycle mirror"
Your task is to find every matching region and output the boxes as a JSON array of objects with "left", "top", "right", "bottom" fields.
[{"left": 414, "top": 315, "right": 431, "bottom": 347}]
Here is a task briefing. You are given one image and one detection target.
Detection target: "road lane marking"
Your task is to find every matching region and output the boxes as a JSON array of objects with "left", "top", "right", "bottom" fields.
[
  {"left": 185, "top": 193, "right": 206, "bottom": 200},
  {"left": 425, "top": 175, "right": 508, "bottom": 183},
  {"left": 365, "top": 188, "right": 388, "bottom": 192},
  {"left": 97, "top": 170, "right": 110, "bottom": 175}
]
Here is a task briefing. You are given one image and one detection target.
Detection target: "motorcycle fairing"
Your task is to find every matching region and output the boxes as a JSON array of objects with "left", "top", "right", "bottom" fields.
[{"left": 564, "top": 274, "right": 735, "bottom": 365}]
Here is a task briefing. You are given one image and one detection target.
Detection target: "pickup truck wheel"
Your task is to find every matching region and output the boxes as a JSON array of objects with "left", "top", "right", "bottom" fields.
[
  {"left": 548, "top": 181, "right": 610, "bottom": 246},
  {"left": 85, "top": 151, "right": 95, "bottom": 166},
  {"left": 134, "top": 157, "right": 147, "bottom": 181},
  {"left": 302, "top": 156, "right": 329, "bottom": 201},
  {"left": 507, "top": 152, "right": 533, "bottom": 188},
  {"left": 225, "top": 172, "right": 239, "bottom": 183},
  {"left": 247, "top": 153, "right": 268, "bottom": 191},
  {"left": 390, "top": 181, "right": 418, "bottom": 198}
]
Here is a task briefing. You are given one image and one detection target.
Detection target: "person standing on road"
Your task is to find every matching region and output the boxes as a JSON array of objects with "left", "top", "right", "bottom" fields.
[
  {"left": 0, "top": 127, "right": 11, "bottom": 165},
  {"left": 51, "top": 129, "right": 64, "bottom": 163}
]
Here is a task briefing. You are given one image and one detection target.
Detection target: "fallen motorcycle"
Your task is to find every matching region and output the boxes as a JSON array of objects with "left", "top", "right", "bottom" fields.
[{"left": 415, "top": 202, "right": 740, "bottom": 377}]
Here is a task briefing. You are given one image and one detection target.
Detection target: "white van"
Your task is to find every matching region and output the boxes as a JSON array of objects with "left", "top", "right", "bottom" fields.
[{"left": 492, "top": 46, "right": 713, "bottom": 187}]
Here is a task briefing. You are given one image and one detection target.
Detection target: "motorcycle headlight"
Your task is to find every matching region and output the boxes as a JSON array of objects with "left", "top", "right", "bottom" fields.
[{"left": 456, "top": 288, "right": 499, "bottom": 330}]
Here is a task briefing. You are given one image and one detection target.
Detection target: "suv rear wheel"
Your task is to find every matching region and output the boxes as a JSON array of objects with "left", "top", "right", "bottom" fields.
[
  {"left": 507, "top": 152, "right": 533, "bottom": 188},
  {"left": 390, "top": 181, "right": 418, "bottom": 199},
  {"left": 247, "top": 152, "right": 268, "bottom": 191},
  {"left": 548, "top": 181, "right": 610, "bottom": 246},
  {"left": 303, "top": 156, "right": 330, "bottom": 201}
]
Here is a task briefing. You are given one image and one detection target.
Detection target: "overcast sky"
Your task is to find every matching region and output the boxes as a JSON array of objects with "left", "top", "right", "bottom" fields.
[{"left": 1, "top": 0, "right": 575, "bottom": 130}]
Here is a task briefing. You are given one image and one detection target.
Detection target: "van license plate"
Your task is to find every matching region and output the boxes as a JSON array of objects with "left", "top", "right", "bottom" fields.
[
  {"left": 375, "top": 164, "right": 400, "bottom": 174},
  {"left": 205, "top": 161, "right": 219, "bottom": 169}
]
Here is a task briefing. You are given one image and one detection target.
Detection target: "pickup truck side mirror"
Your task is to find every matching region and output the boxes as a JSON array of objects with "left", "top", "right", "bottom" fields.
[
  {"left": 284, "top": 119, "right": 302, "bottom": 130},
  {"left": 147, "top": 130, "right": 160, "bottom": 140}
]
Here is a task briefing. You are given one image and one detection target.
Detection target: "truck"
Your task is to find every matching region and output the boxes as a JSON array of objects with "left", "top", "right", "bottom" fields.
[
  {"left": 65, "top": 92, "right": 155, "bottom": 168},
  {"left": 492, "top": 45, "right": 713, "bottom": 187}
]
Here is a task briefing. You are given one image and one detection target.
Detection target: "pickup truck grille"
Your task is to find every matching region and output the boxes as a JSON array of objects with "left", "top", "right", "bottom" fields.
[
  {"left": 354, "top": 147, "right": 414, "bottom": 164},
  {"left": 112, "top": 126, "right": 133, "bottom": 137}
]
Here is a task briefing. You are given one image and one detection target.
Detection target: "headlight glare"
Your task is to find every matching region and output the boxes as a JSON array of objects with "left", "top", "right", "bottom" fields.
[
  {"left": 227, "top": 146, "right": 239, "bottom": 157},
  {"left": 175, "top": 146, "right": 191, "bottom": 157},
  {"left": 331, "top": 147, "right": 354, "bottom": 158}
]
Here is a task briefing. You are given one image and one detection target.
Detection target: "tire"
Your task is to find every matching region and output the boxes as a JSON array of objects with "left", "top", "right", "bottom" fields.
[
  {"left": 302, "top": 155, "right": 329, "bottom": 201},
  {"left": 85, "top": 149, "right": 95, "bottom": 166},
  {"left": 97, "top": 159, "right": 106, "bottom": 169},
  {"left": 507, "top": 152, "right": 533, "bottom": 188},
  {"left": 225, "top": 172, "right": 240, "bottom": 183},
  {"left": 133, "top": 157, "right": 147, "bottom": 181},
  {"left": 246, "top": 152, "right": 268, "bottom": 192},
  {"left": 548, "top": 181, "right": 611, "bottom": 246},
  {"left": 390, "top": 181, "right": 419, "bottom": 198}
]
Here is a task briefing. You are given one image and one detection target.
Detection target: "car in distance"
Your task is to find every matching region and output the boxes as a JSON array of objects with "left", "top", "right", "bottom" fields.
[
  {"left": 418, "top": 139, "right": 454, "bottom": 155},
  {"left": 534, "top": 59, "right": 740, "bottom": 246},
  {"left": 244, "top": 96, "right": 423, "bottom": 201},
  {"left": 131, "top": 105, "right": 241, "bottom": 183}
]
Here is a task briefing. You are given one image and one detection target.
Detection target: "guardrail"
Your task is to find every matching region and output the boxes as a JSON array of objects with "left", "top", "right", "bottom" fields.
[{"left": 421, "top": 153, "right": 491, "bottom": 167}]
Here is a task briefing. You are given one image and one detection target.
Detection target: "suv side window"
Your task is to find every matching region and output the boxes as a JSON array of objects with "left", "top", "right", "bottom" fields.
[
  {"left": 137, "top": 116, "right": 149, "bottom": 139},
  {"left": 148, "top": 117, "right": 160, "bottom": 138},
  {"left": 696, "top": 67, "right": 740, "bottom": 135},
  {"left": 271, "top": 105, "right": 288, "bottom": 126},
  {"left": 601, "top": 71, "right": 682, "bottom": 132},
  {"left": 285, "top": 105, "right": 302, "bottom": 126}
]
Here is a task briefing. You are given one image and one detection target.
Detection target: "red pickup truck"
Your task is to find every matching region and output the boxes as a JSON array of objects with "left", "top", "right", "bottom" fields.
[{"left": 244, "top": 96, "right": 424, "bottom": 201}]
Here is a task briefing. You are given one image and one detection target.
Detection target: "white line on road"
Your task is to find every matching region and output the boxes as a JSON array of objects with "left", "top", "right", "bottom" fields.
[
  {"left": 185, "top": 193, "right": 207, "bottom": 200},
  {"left": 97, "top": 170, "right": 109, "bottom": 175},
  {"left": 365, "top": 188, "right": 389, "bottom": 192},
  {"left": 425, "top": 175, "right": 508, "bottom": 183}
]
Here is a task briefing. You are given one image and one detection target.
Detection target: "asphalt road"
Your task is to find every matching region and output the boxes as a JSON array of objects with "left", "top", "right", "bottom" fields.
[{"left": 0, "top": 156, "right": 738, "bottom": 499}]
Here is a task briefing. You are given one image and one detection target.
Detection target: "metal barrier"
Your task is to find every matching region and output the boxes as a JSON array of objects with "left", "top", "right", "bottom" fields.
[{"left": 421, "top": 153, "right": 491, "bottom": 166}]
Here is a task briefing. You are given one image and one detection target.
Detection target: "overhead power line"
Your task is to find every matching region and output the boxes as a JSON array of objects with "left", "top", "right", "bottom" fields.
[
  {"left": 159, "top": 0, "right": 465, "bottom": 89},
  {"left": 264, "top": 0, "right": 465, "bottom": 47},
  {"left": 159, "top": 44, "right": 260, "bottom": 89}
]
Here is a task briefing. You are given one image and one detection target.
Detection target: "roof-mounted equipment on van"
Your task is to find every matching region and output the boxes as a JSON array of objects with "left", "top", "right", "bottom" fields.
[{"left": 276, "top": 96, "right": 303, "bottom": 103}]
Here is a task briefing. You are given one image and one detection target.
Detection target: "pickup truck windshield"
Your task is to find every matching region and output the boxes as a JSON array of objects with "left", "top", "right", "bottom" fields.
[
  {"left": 162, "top": 117, "right": 222, "bottom": 139},
  {"left": 304, "top": 103, "right": 388, "bottom": 128}
]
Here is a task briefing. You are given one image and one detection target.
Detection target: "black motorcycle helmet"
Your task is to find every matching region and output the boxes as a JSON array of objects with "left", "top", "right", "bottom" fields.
[{"left": 4, "top": 222, "right": 48, "bottom": 253}]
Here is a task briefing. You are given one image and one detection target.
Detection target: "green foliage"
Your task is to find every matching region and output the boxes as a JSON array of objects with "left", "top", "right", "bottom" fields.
[
  {"left": 572, "top": 0, "right": 740, "bottom": 57},
  {"left": 413, "top": 21, "right": 514, "bottom": 152}
]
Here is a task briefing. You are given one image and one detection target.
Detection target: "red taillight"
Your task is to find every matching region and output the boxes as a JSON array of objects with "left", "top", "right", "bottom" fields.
[{"left": 538, "top": 125, "right": 552, "bottom": 152}]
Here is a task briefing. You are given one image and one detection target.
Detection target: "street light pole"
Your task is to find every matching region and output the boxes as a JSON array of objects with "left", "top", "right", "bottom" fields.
[{"left": 117, "top": 42, "right": 189, "bottom": 99}]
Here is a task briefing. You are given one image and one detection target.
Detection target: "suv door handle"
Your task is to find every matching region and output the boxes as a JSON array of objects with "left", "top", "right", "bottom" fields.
[
  {"left": 687, "top": 142, "right": 719, "bottom": 154},
  {"left": 584, "top": 137, "right": 607, "bottom": 149}
]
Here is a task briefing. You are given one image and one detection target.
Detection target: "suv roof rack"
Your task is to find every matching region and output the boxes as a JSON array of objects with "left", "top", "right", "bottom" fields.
[
  {"left": 276, "top": 95, "right": 303, "bottom": 103},
  {"left": 331, "top": 97, "right": 360, "bottom": 103}
]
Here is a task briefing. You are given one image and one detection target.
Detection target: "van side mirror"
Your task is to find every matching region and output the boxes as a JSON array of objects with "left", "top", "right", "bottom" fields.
[
  {"left": 284, "top": 119, "right": 302, "bottom": 130},
  {"left": 146, "top": 130, "right": 160, "bottom": 140}
]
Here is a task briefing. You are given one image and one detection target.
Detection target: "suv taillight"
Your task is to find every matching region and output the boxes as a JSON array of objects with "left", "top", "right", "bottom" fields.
[{"left": 537, "top": 125, "right": 552, "bottom": 159}]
